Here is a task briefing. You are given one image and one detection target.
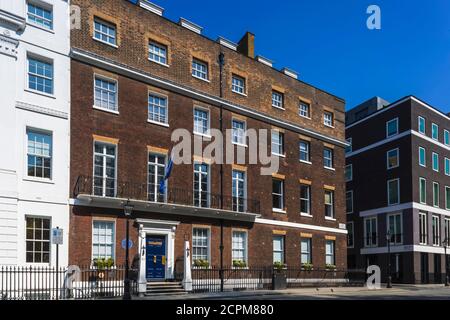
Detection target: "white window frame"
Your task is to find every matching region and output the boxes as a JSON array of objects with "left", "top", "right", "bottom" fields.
[
  {"left": 386, "top": 148, "right": 399, "bottom": 169},
  {"left": 432, "top": 152, "right": 439, "bottom": 172},
  {"left": 231, "top": 230, "right": 248, "bottom": 265},
  {"left": 419, "top": 177, "right": 427, "bottom": 204},
  {"left": 345, "top": 164, "right": 353, "bottom": 182},
  {"left": 323, "top": 148, "right": 334, "bottom": 169},
  {"left": 346, "top": 190, "right": 354, "bottom": 214},
  {"left": 324, "top": 190, "right": 334, "bottom": 219},
  {"left": 323, "top": 112, "right": 334, "bottom": 128},
  {"left": 300, "top": 238, "right": 312, "bottom": 264},
  {"left": 387, "top": 212, "right": 403, "bottom": 245},
  {"left": 433, "top": 182, "right": 440, "bottom": 208},
  {"left": 272, "top": 91, "right": 284, "bottom": 109},
  {"left": 193, "top": 106, "right": 210, "bottom": 137},
  {"left": 232, "top": 170, "right": 247, "bottom": 213},
  {"left": 299, "top": 140, "right": 311, "bottom": 164},
  {"left": 432, "top": 215, "right": 440, "bottom": 246},
  {"left": 193, "top": 162, "right": 210, "bottom": 208},
  {"left": 93, "top": 74, "right": 118, "bottom": 113},
  {"left": 26, "top": 128, "right": 52, "bottom": 181},
  {"left": 93, "top": 141, "right": 117, "bottom": 198},
  {"left": 27, "top": 1, "right": 53, "bottom": 31},
  {"left": 231, "top": 74, "right": 246, "bottom": 96},
  {"left": 272, "top": 179, "right": 285, "bottom": 212},
  {"left": 386, "top": 118, "right": 399, "bottom": 138},
  {"left": 192, "top": 227, "right": 210, "bottom": 263},
  {"left": 419, "top": 147, "right": 426, "bottom": 167},
  {"left": 93, "top": 17, "right": 117, "bottom": 47},
  {"left": 273, "top": 235, "right": 285, "bottom": 264},
  {"left": 147, "top": 153, "right": 167, "bottom": 203},
  {"left": 444, "top": 130, "right": 450, "bottom": 146},
  {"left": 299, "top": 100, "right": 311, "bottom": 119},
  {"left": 25, "top": 216, "right": 51, "bottom": 264},
  {"left": 91, "top": 220, "right": 116, "bottom": 261},
  {"left": 148, "top": 92, "right": 169, "bottom": 126},
  {"left": 192, "top": 58, "right": 209, "bottom": 81},
  {"left": 231, "top": 119, "right": 247, "bottom": 146},
  {"left": 364, "top": 216, "right": 378, "bottom": 247},
  {"left": 418, "top": 116, "right": 426, "bottom": 134},
  {"left": 325, "top": 240, "right": 335, "bottom": 265},
  {"left": 148, "top": 41, "right": 168, "bottom": 66},
  {"left": 300, "top": 184, "right": 311, "bottom": 216},
  {"left": 431, "top": 123, "right": 439, "bottom": 141},
  {"left": 271, "top": 130, "right": 284, "bottom": 157},
  {"left": 27, "top": 54, "right": 54, "bottom": 96},
  {"left": 419, "top": 212, "right": 427, "bottom": 245},
  {"left": 387, "top": 178, "right": 400, "bottom": 206}
]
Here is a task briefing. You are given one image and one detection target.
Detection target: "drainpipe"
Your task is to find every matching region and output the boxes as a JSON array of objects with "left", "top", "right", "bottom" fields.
[{"left": 218, "top": 51, "right": 225, "bottom": 292}]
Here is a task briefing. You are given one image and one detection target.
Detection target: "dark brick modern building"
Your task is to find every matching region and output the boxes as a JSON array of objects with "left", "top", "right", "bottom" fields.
[
  {"left": 346, "top": 96, "right": 450, "bottom": 284},
  {"left": 68, "top": 0, "right": 348, "bottom": 288}
]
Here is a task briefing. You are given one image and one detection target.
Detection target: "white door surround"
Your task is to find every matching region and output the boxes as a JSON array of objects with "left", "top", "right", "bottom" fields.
[{"left": 136, "top": 219, "right": 179, "bottom": 288}]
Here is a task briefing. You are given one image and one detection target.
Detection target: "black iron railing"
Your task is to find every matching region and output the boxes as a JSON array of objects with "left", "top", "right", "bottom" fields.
[
  {"left": 74, "top": 175, "right": 260, "bottom": 214},
  {"left": 0, "top": 265, "right": 138, "bottom": 300},
  {"left": 191, "top": 266, "right": 367, "bottom": 293}
]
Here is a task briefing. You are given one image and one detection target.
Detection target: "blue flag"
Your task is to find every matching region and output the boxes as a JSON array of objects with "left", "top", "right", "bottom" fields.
[{"left": 159, "top": 152, "right": 174, "bottom": 194}]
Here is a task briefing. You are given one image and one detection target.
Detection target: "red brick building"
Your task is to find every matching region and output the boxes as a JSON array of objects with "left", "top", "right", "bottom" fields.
[{"left": 69, "top": 0, "right": 348, "bottom": 284}]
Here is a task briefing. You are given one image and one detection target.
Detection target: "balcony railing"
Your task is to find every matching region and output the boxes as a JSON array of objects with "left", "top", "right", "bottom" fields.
[{"left": 74, "top": 176, "right": 260, "bottom": 215}]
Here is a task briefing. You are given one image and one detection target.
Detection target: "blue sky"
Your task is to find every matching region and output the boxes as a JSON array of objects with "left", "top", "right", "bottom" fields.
[{"left": 155, "top": 0, "right": 450, "bottom": 112}]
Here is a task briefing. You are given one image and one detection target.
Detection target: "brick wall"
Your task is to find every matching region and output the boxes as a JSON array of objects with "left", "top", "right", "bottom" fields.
[
  {"left": 69, "top": 0, "right": 347, "bottom": 270},
  {"left": 71, "top": 0, "right": 345, "bottom": 141}
]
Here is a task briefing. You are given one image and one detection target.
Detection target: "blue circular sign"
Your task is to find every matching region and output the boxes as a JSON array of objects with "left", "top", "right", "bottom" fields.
[{"left": 121, "top": 239, "right": 133, "bottom": 249}]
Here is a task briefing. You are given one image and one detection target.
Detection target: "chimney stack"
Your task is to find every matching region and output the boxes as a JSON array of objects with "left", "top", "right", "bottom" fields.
[{"left": 237, "top": 32, "right": 255, "bottom": 59}]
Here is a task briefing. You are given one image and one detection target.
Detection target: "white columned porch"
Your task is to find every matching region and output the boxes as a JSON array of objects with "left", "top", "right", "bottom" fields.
[{"left": 136, "top": 219, "right": 179, "bottom": 296}]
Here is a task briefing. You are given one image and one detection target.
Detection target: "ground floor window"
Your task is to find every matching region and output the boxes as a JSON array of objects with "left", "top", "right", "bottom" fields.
[
  {"left": 192, "top": 228, "right": 210, "bottom": 263},
  {"left": 301, "top": 238, "right": 312, "bottom": 264},
  {"left": 26, "top": 217, "right": 51, "bottom": 263},
  {"left": 92, "top": 221, "right": 115, "bottom": 261},
  {"left": 232, "top": 231, "right": 247, "bottom": 265},
  {"left": 273, "top": 235, "right": 285, "bottom": 264},
  {"left": 325, "top": 240, "right": 335, "bottom": 266}
]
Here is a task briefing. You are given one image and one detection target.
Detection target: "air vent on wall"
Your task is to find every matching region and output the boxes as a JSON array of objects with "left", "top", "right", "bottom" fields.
[
  {"left": 217, "top": 37, "right": 237, "bottom": 51},
  {"left": 179, "top": 18, "right": 203, "bottom": 34},
  {"left": 139, "top": 1, "right": 164, "bottom": 16}
]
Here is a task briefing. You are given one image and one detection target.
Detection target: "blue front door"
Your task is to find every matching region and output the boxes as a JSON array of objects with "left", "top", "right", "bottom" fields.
[{"left": 146, "top": 235, "right": 166, "bottom": 279}]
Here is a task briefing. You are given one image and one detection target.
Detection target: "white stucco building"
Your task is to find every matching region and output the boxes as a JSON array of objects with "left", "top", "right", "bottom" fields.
[{"left": 0, "top": 0, "right": 70, "bottom": 266}]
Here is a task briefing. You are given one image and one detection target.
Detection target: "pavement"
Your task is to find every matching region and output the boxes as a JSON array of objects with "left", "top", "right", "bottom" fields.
[{"left": 136, "top": 284, "right": 450, "bottom": 300}]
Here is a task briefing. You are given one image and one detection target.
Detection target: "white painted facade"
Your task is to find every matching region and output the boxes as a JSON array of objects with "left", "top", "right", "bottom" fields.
[{"left": 0, "top": 0, "right": 70, "bottom": 266}]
